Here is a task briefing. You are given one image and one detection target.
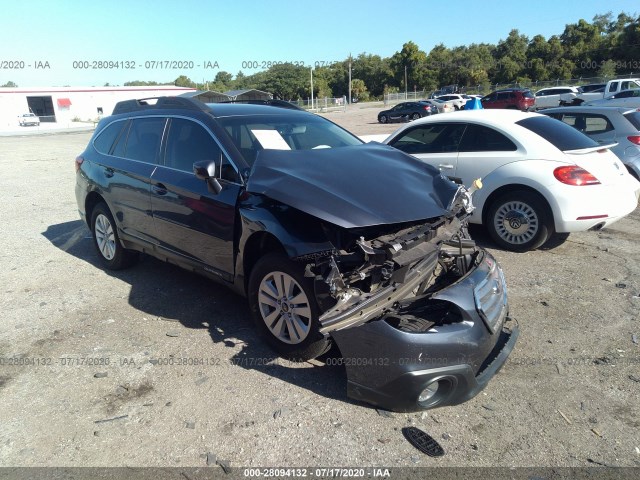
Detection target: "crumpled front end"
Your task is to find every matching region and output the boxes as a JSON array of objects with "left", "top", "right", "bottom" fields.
[{"left": 293, "top": 183, "right": 518, "bottom": 411}]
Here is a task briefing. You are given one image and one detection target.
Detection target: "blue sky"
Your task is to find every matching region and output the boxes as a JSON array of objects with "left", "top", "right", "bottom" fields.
[{"left": 1, "top": 0, "right": 638, "bottom": 87}]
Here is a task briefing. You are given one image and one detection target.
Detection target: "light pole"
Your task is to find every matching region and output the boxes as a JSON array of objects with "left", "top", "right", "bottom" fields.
[
  {"left": 348, "top": 54, "right": 352, "bottom": 105},
  {"left": 310, "top": 66, "right": 314, "bottom": 110},
  {"left": 404, "top": 65, "right": 408, "bottom": 100}
]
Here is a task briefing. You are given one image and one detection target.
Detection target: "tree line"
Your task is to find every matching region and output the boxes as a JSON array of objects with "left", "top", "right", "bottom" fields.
[{"left": 3, "top": 11, "right": 638, "bottom": 99}]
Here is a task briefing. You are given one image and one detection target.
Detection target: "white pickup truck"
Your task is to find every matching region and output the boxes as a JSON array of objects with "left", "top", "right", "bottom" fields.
[{"left": 560, "top": 78, "right": 640, "bottom": 105}]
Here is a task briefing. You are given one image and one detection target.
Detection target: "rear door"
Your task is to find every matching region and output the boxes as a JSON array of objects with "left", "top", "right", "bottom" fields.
[
  {"left": 150, "top": 117, "right": 242, "bottom": 280},
  {"left": 93, "top": 117, "right": 165, "bottom": 245},
  {"left": 387, "top": 123, "right": 466, "bottom": 179}
]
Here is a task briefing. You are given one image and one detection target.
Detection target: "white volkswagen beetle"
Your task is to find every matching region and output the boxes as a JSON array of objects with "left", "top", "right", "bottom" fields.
[{"left": 382, "top": 110, "right": 640, "bottom": 251}]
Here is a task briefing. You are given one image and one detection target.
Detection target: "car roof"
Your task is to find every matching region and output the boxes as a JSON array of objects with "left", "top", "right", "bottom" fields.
[
  {"left": 535, "top": 86, "right": 577, "bottom": 92},
  {"left": 542, "top": 106, "right": 640, "bottom": 115},
  {"left": 401, "top": 109, "right": 540, "bottom": 126},
  {"left": 111, "top": 96, "right": 307, "bottom": 118},
  {"left": 204, "top": 103, "right": 311, "bottom": 118}
]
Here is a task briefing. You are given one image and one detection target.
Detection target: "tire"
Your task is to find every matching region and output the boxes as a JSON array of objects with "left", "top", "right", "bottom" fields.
[
  {"left": 486, "top": 191, "right": 553, "bottom": 252},
  {"left": 248, "top": 252, "right": 331, "bottom": 361},
  {"left": 90, "top": 202, "right": 139, "bottom": 270},
  {"left": 379, "top": 115, "right": 388, "bottom": 124},
  {"left": 410, "top": 112, "right": 421, "bottom": 120}
]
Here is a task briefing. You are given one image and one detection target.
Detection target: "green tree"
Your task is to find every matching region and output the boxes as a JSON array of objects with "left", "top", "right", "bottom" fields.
[
  {"left": 256, "top": 63, "right": 308, "bottom": 100},
  {"left": 350, "top": 78, "right": 368, "bottom": 100},
  {"left": 491, "top": 29, "right": 529, "bottom": 83},
  {"left": 390, "top": 41, "right": 429, "bottom": 91},
  {"left": 597, "top": 59, "right": 617, "bottom": 78},
  {"left": 351, "top": 53, "right": 393, "bottom": 98},
  {"left": 174, "top": 75, "right": 196, "bottom": 88},
  {"left": 1, "top": 81, "right": 18, "bottom": 87}
]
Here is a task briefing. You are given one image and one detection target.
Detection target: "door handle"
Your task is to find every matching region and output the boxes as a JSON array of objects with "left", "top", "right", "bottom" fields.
[
  {"left": 152, "top": 183, "right": 167, "bottom": 195},
  {"left": 103, "top": 168, "right": 114, "bottom": 178},
  {"left": 438, "top": 164, "right": 455, "bottom": 170}
]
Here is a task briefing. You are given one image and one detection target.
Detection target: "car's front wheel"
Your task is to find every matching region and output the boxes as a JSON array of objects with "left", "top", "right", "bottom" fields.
[
  {"left": 379, "top": 115, "right": 388, "bottom": 124},
  {"left": 248, "top": 253, "right": 331, "bottom": 361},
  {"left": 486, "top": 191, "right": 553, "bottom": 252},
  {"left": 90, "top": 202, "right": 139, "bottom": 269}
]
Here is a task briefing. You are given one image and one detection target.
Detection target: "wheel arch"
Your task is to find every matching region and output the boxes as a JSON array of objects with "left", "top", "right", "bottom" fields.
[
  {"left": 84, "top": 191, "right": 107, "bottom": 228},
  {"left": 242, "top": 231, "right": 286, "bottom": 293}
]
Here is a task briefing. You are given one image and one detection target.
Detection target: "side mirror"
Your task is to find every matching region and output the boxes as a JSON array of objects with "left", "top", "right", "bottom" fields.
[{"left": 193, "top": 160, "right": 222, "bottom": 195}]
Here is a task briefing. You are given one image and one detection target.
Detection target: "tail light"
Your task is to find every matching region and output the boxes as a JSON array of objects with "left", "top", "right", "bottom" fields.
[
  {"left": 627, "top": 135, "right": 640, "bottom": 145},
  {"left": 75, "top": 155, "right": 84, "bottom": 173},
  {"left": 424, "top": 106, "right": 430, "bottom": 111},
  {"left": 553, "top": 166, "right": 600, "bottom": 186}
]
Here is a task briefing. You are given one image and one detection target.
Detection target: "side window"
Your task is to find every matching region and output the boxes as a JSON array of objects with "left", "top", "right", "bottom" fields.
[
  {"left": 458, "top": 124, "right": 517, "bottom": 152},
  {"left": 556, "top": 114, "right": 587, "bottom": 131},
  {"left": 122, "top": 117, "right": 166, "bottom": 163},
  {"left": 583, "top": 115, "right": 614, "bottom": 134},
  {"left": 93, "top": 120, "right": 126, "bottom": 154},
  {"left": 165, "top": 118, "right": 239, "bottom": 183},
  {"left": 389, "top": 124, "right": 466, "bottom": 154}
]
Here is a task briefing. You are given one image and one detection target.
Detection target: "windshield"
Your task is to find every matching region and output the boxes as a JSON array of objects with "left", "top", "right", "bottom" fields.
[
  {"left": 517, "top": 116, "right": 600, "bottom": 151},
  {"left": 216, "top": 113, "right": 363, "bottom": 166}
]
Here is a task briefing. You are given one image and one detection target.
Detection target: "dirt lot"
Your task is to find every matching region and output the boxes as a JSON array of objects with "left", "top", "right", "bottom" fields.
[{"left": 1, "top": 105, "right": 639, "bottom": 475}]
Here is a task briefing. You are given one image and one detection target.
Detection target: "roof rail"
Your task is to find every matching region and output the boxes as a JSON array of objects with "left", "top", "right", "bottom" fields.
[
  {"left": 112, "top": 96, "right": 209, "bottom": 115},
  {"left": 210, "top": 99, "right": 304, "bottom": 111}
]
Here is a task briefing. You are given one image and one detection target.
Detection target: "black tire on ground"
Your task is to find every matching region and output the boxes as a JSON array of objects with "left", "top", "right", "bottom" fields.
[
  {"left": 541, "top": 232, "right": 570, "bottom": 250},
  {"left": 379, "top": 115, "right": 388, "bottom": 124},
  {"left": 486, "top": 190, "right": 554, "bottom": 252},
  {"left": 90, "top": 202, "right": 139, "bottom": 270},
  {"left": 411, "top": 112, "right": 421, "bottom": 120},
  {"left": 248, "top": 252, "right": 331, "bottom": 361}
]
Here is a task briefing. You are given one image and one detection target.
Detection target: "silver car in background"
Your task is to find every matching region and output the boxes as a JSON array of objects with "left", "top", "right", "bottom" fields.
[{"left": 543, "top": 106, "right": 640, "bottom": 180}]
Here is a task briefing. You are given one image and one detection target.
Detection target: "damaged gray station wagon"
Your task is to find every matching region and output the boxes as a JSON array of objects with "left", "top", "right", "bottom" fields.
[{"left": 75, "top": 97, "right": 518, "bottom": 411}]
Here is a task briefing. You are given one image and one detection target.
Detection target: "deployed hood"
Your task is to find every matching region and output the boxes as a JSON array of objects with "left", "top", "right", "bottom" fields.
[{"left": 245, "top": 143, "right": 459, "bottom": 228}]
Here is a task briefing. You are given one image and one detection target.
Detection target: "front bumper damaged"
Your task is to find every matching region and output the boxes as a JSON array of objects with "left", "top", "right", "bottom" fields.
[{"left": 330, "top": 251, "right": 519, "bottom": 412}]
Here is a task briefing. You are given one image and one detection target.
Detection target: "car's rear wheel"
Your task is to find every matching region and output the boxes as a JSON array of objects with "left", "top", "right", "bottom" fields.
[
  {"left": 90, "top": 202, "right": 139, "bottom": 269},
  {"left": 248, "top": 253, "right": 331, "bottom": 361},
  {"left": 379, "top": 115, "right": 388, "bottom": 124},
  {"left": 486, "top": 191, "right": 553, "bottom": 252},
  {"left": 411, "top": 113, "right": 421, "bottom": 120}
]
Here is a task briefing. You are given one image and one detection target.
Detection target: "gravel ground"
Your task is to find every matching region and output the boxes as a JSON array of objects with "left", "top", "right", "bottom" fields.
[{"left": 0, "top": 105, "right": 639, "bottom": 476}]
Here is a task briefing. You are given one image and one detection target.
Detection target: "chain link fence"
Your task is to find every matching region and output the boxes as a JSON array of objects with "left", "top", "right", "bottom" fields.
[{"left": 294, "top": 97, "right": 348, "bottom": 112}]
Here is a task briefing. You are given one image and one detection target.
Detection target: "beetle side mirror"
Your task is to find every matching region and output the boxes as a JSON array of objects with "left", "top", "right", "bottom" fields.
[{"left": 193, "top": 160, "right": 222, "bottom": 195}]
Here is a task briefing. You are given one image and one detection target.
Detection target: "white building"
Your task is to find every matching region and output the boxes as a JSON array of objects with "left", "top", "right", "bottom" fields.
[{"left": 0, "top": 86, "right": 197, "bottom": 128}]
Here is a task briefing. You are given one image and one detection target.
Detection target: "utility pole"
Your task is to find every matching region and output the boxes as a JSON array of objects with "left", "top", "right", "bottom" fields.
[
  {"left": 310, "top": 66, "right": 314, "bottom": 110},
  {"left": 348, "top": 53, "right": 352, "bottom": 105},
  {"left": 404, "top": 65, "right": 408, "bottom": 100}
]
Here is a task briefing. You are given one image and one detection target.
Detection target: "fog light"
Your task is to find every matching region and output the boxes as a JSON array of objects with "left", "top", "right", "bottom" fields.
[{"left": 418, "top": 381, "right": 440, "bottom": 403}]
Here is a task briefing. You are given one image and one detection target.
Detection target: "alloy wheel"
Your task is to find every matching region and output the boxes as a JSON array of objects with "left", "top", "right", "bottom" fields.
[
  {"left": 94, "top": 213, "right": 116, "bottom": 260},
  {"left": 257, "top": 271, "right": 312, "bottom": 345}
]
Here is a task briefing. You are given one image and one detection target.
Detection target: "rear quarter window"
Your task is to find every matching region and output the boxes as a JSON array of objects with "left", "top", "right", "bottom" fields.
[
  {"left": 624, "top": 112, "right": 640, "bottom": 130},
  {"left": 93, "top": 120, "right": 126, "bottom": 154},
  {"left": 516, "top": 116, "right": 599, "bottom": 151}
]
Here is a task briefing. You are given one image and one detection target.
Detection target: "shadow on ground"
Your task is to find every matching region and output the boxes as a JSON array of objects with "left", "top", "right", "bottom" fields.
[{"left": 42, "top": 220, "right": 352, "bottom": 407}]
